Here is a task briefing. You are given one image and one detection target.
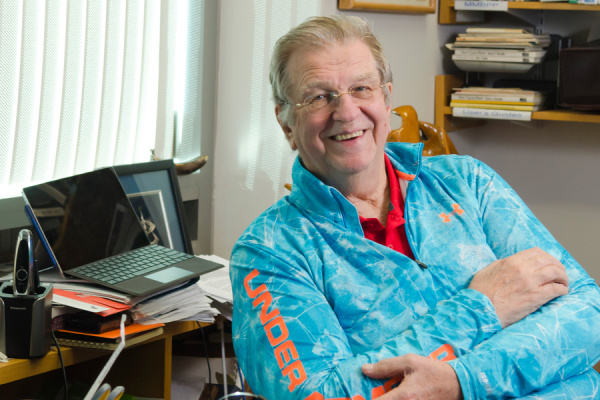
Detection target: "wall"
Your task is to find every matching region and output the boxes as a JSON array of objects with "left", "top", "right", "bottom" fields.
[{"left": 211, "top": 2, "right": 600, "bottom": 282}]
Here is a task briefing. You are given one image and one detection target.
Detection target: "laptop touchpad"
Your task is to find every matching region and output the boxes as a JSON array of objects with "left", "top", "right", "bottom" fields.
[{"left": 146, "top": 267, "right": 193, "bottom": 283}]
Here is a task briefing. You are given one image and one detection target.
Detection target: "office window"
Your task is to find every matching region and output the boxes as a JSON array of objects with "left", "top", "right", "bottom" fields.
[
  {"left": 243, "top": 0, "right": 320, "bottom": 199},
  {"left": 0, "top": 0, "right": 187, "bottom": 199}
]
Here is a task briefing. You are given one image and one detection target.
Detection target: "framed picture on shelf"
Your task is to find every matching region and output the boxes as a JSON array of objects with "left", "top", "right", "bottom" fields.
[
  {"left": 338, "top": 0, "right": 435, "bottom": 14},
  {"left": 113, "top": 159, "right": 194, "bottom": 255}
]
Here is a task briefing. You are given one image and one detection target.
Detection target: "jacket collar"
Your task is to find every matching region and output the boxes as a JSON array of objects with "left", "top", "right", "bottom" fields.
[{"left": 288, "top": 142, "right": 423, "bottom": 230}]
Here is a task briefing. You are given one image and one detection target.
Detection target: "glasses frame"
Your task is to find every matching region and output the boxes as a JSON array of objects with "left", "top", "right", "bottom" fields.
[{"left": 293, "top": 83, "right": 387, "bottom": 115}]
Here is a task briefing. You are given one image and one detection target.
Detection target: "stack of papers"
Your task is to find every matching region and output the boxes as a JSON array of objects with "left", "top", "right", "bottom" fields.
[
  {"left": 133, "top": 282, "right": 219, "bottom": 324},
  {"left": 446, "top": 27, "right": 551, "bottom": 73},
  {"left": 37, "top": 255, "right": 231, "bottom": 330},
  {"left": 197, "top": 254, "right": 233, "bottom": 320}
]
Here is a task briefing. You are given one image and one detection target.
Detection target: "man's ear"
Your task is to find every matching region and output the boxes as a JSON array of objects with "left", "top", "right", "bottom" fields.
[
  {"left": 275, "top": 105, "right": 297, "bottom": 151},
  {"left": 385, "top": 82, "right": 393, "bottom": 114}
]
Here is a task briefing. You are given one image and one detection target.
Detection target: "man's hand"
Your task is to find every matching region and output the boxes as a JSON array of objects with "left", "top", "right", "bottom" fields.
[
  {"left": 469, "top": 247, "right": 569, "bottom": 328},
  {"left": 361, "top": 354, "right": 463, "bottom": 400}
]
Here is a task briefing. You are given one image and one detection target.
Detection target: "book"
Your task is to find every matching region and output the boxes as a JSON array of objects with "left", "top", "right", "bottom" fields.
[
  {"left": 451, "top": 87, "right": 547, "bottom": 104},
  {"left": 55, "top": 322, "right": 164, "bottom": 350},
  {"left": 452, "top": 47, "right": 546, "bottom": 57},
  {"left": 63, "top": 311, "right": 133, "bottom": 334},
  {"left": 465, "top": 28, "right": 532, "bottom": 34},
  {"left": 452, "top": 54, "right": 543, "bottom": 63},
  {"left": 452, "top": 107, "right": 532, "bottom": 121},
  {"left": 55, "top": 326, "right": 164, "bottom": 350},
  {"left": 450, "top": 101, "right": 544, "bottom": 111},
  {"left": 450, "top": 96, "right": 542, "bottom": 105},
  {"left": 452, "top": 59, "right": 537, "bottom": 73},
  {"left": 450, "top": 41, "right": 547, "bottom": 49},
  {"left": 453, "top": 86, "right": 542, "bottom": 93}
]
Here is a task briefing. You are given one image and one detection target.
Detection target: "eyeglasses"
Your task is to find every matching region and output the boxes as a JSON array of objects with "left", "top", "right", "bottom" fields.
[{"left": 293, "top": 84, "right": 387, "bottom": 116}]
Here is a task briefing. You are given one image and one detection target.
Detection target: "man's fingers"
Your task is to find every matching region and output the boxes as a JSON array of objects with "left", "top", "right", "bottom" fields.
[
  {"left": 362, "top": 355, "right": 415, "bottom": 379},
  {"left": 541, "top": 281, "right": 569, "bottom": 300},
  {"left": 535, "top": 264, "right": 569, "bottom": 287}
]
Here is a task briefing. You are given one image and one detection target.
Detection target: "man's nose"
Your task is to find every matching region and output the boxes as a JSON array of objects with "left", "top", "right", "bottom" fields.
[{"left": 332, "top": 92, "right": 361, "bottom": 120}]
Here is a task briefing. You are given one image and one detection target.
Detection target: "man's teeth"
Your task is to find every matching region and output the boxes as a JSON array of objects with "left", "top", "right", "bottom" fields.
[{"left": 333, "top": 131, "right": 364, "bottom": 141}]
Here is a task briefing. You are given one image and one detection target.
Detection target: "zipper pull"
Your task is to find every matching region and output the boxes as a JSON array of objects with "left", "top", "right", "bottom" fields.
[{"left": 416, "top": 260, "right": 428, "bottom": 270}]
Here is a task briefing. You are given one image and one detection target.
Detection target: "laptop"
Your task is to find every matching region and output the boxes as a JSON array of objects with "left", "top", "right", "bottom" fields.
[{"left": 21, "top": 167, "right": 223, "bottom": 297}]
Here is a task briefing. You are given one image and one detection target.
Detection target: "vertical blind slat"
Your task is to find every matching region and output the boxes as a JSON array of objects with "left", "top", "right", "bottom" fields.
[
  {"left": 133, "top": 0, "right": 159, "bottom": 164},
  {"left": 11, "top": 0, "right": 45, "bottom": 185},
  {"left": 0, "top": 1, "right": 22, "bottom": 185},
  {"left": 54, "top": 0, "right": 86, "bottom": 178},
  {"left": 73, "top": 0, "right": 106, "bottom": 173},
  {"left": 32, "top": 0, "right": 67, "bottom": 183},
  {"left": 94, "top": 0, "right": 125, "bottom": 169},
  {"left": 113, "top": 0, "right": 143, "bottom": 165}
]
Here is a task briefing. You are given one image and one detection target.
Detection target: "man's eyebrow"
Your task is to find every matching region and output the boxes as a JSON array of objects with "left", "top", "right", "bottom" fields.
[{"left": 301, "top": 73, "right": 379, "bottom": 91}]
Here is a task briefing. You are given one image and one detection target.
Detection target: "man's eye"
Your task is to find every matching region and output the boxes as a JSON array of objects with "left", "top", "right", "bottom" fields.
[
  {"left": 353, "top": 86, "right": 371, "bottom": 93},
  {"left": 309, "top": 94, "right": 328, "bottom": 104}
]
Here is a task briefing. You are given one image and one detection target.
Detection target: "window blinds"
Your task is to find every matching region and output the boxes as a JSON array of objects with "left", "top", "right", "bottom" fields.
[{"left": 0, "top": 0, "right": 176, "bottom": 198}]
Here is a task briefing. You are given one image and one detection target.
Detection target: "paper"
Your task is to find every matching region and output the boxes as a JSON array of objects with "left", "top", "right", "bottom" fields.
[
  {"left": 53, "top": 289, "right": 131, "bottom": 316},
  {"left": 197, "top": 254, "right": 233, "bottom": 303},
  {"left": 53, "top": 294, "right": 110, "bottom": 314},
  {"left": 132, "top": 281, "right": 219, "bottom": 324}
]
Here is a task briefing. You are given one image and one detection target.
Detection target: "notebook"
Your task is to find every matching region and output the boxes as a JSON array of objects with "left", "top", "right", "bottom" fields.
[{"left": 21, "top": 167, "right": 223, "bottom": 297}]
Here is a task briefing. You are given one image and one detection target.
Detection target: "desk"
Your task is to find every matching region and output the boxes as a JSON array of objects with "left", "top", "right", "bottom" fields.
[{"left": 0, "top": 321, "right": 208, "bottom": 400}]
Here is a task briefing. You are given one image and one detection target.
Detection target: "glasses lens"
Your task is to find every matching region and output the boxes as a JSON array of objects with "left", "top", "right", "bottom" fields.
[
  {"left": 307, "top": 94, "right": 331, "bottom": 113},
  {"left": 351, "top": 86, "right": 375, "bottom": 100}
]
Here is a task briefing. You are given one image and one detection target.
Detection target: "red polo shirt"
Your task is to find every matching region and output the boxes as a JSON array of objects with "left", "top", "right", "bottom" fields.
[{"left": 359, "top": 155, "right": 414, "bottom": 259}]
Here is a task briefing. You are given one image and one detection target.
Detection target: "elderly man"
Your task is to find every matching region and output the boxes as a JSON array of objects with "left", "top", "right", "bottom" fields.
[{"left": 230, "top": 15, "right": 600, "bottom": 400}]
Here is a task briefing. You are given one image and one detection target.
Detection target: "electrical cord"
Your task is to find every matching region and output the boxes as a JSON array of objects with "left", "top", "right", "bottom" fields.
[
  {"left": 237, "top": 362, "right": 245, "bottom": 400},
  {"left": 51, "top": 329, "right": 69, "bottom": 400},
  {"left": 196, "top": 320, "right": 212, "bottom": 385}
]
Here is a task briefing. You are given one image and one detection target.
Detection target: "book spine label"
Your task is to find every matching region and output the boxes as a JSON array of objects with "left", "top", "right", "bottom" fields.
[
  {"left": 455, "top": 1, "right": 509, "bottom": 11},
  {"left": 452, "top": 107, "right": 532, "bottom": 121}
]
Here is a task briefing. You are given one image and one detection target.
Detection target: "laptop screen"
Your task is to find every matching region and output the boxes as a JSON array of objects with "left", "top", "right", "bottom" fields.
[{"left": 22, "top": 168, "right": 150, "bottom": 272}]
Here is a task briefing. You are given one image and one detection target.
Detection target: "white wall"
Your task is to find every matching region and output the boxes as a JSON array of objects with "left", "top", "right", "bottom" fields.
[{"left": 212, "top": 2, "right": 600, "bottom": 282}]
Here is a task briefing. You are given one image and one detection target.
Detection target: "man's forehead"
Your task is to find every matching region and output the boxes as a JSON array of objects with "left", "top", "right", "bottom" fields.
[{"left": 287, "top": 42, "right": 378, "bottom": 90}]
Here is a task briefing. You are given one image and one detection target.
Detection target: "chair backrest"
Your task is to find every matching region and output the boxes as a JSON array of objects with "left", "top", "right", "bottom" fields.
[{"left": 387, "top": 105, "right": 458, "bottom": 156}]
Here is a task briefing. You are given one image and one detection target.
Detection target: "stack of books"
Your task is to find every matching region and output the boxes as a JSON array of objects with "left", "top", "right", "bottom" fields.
[
  {"left": 446, "top": 27, "right": 551, "bottom": 73},
  {"left": 451, "top": 86, "right": 551, "bottom": 121}
]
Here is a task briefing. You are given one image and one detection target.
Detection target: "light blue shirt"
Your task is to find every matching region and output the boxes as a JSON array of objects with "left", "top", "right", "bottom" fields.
[{"left": 230, "top": 142, "right": 600, "bottom": 399}]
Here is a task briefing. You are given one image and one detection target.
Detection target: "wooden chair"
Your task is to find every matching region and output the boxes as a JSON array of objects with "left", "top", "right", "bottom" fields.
[{"left": 388, "top": 105, "right": 458, "bottom": 156}]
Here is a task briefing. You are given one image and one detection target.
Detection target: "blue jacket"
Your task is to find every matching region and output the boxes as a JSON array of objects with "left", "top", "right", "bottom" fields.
[{"left": 230, "top": 142, "right": 600, "bottom": 399}]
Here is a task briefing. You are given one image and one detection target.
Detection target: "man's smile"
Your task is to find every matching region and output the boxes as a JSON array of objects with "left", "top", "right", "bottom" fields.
[{"left": 332, "top": 130, "right": 365, "bottom": 141}]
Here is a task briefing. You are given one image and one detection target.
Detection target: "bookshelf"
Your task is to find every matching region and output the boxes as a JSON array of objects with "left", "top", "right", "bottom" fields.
[
  {"left": 436, "top": 1, "right": 600, "bottom": 131},
  {"left": 0, "top": 321, "right": 208, "bottom": 400},
  {"left": 439, "top": 0, "right": 600, "bottom": 25},
  {"left": 435, "top": 74, "right": 600, "bottom": 132}
]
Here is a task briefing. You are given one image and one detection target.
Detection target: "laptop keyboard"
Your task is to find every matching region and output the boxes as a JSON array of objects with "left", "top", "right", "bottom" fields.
[{"left": 74, "top": 245, "right": 193, "bottom": 285}]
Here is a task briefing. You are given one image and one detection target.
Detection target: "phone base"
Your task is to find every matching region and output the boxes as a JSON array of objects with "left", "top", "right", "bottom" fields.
[{"left": 0, "top": 282, "right": 53, "bottom": 358}]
